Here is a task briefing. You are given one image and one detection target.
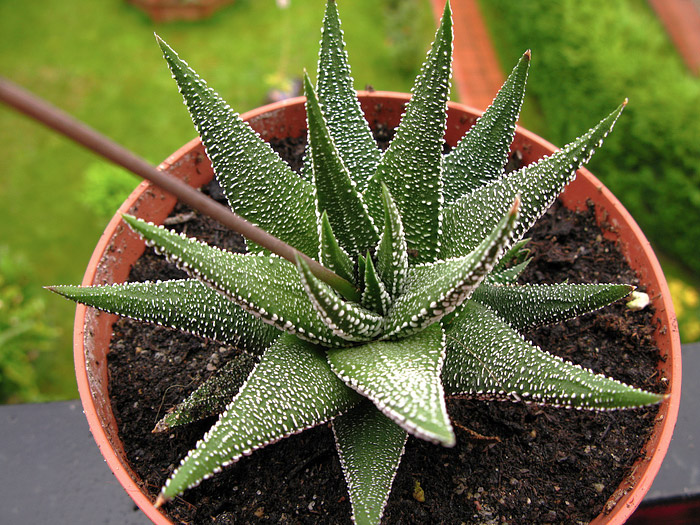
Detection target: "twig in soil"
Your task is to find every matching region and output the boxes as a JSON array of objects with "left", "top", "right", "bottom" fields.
[
  {"left": 453, "top": 421, "right": 501, "bottom": 443},
  {"left": 599, "top": 420, "right": 613, "bottom": 441},
  {"left": 153, "top": 382, "right": 196, "bottom": 427},
  {"left": 163, "top": 212, "right": 197, "bottom": 226}
]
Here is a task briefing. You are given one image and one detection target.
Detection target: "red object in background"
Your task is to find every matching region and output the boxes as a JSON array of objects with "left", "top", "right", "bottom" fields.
[
  {"left": 127, "top": 0, "right": 235, "bottom": 23},
  {"left": 628, "top": 496, "right": 700, "bottom": 525}
]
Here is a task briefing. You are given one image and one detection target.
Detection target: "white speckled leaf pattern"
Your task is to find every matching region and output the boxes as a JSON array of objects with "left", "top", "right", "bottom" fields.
[
  {"left": 485, "top": 259, "right": 531, "bottom": 285},
  {"left": 443, "top": 301, "right": 665, "bottom": 409},
  {"left": 361, "top": 255, "right": 391, "bottom": 316},
  {"left": 384, "top": 203, "right": 518, "bottom": 339},
  {"left": 305, "top": 74, "right": 379, "bottom": 256},
  {"left": 440, "top": 103, "right": 626, "bottom": 260},
  {"left": 333, "top": 402, "right": 408, "bottom": 525},
  {"left": 50, "top": 280, "right": 278, "bottom": 353},
  {"left": 327, "top": 323, "right": 454, "bottom": 446},
  {"left": 485, "top": 238, "right": 531, "bottom": 284},
  {"left": 296, "top": 254, "right": 383, "bottom": 342},
  {"left": 472, "top": 282, "right": 633, "bottom": 330},
  {"left": 160, "top": 334, "right": 362, "bottom": 501},
  {"left": 122, "top": 215, "right": 345, "bottom": 347},
  {"left": 158, "top": 37, "right": 318, "bottom": 258},
  {"left": 490, "top": 238, "right": 531, "bottom": 274},
  {"left": 320, "top": 211, "right": 356, "bottom": 285},
  {"left": 363, "top": 2, "right": 453, "bottom": 263},
  {"left": 376, "top": 183, "right": 408, "bottom": 299},
  {"left": 316, "top": 0, "right": 380, "bottom": 193},
  {"left": 443, "top": 52, "right": 530, "bottom": 204}
]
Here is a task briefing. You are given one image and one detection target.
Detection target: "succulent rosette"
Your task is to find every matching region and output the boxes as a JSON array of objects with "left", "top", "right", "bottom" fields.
[{"left": 51, "top": 2, "right": 664, "bottom": 523}]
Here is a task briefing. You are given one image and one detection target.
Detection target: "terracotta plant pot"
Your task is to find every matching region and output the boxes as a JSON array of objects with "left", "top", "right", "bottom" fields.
[
  {"left": 74, "top": 93, "right": 681, "bottom": 524},
  {"left": 127, "top": 0, "right": 235, "bottom": 23}
]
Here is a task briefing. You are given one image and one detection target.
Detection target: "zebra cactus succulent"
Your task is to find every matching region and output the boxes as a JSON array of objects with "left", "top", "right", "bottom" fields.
[{"left": 50, "top": 1, "right": 665, "bottom": 523}]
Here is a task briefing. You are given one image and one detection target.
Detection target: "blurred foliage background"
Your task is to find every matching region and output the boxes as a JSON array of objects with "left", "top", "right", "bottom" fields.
[{"left": 1, "top": 0, "right": 698, "bottom": 403}]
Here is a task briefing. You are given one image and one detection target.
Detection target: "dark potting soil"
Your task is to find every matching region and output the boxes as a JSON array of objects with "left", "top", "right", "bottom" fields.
[{"left": 107, "top": 137, "right": 665, "bottom": 525}]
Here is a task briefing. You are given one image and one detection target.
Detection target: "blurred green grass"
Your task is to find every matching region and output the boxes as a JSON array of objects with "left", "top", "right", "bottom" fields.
[{"left": 0, "top": 0, "right": 435, "bottom": 402}]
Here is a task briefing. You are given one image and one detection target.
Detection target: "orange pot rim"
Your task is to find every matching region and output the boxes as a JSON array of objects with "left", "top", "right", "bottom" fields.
[{"left": 74, "top": 93, "right": 680, "bottom": 525}]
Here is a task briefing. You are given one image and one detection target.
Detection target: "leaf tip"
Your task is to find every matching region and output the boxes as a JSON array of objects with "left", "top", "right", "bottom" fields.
[
  {"left": 44, "top": 285, "right": 71, "bottom": 299},
  {"left": 154, "top": 493, "right": 168, "bottom": 509},
  {"left": 443, "top": 0, "right": 452, "bottom": 17},
  {"left": 152, "top": 420, "right": 169, "bottom": 433},
  {"left": 302, "top": 70, "right": 314, "bottom": 94},
  {"left": 155, "top": 34, "right": 170, "bottom": 53},
  {"left": 120, "top": 213, "right": 138, "bottom": 227}
]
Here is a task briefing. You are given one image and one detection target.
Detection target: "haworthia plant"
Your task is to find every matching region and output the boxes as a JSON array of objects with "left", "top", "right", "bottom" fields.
[{"left": 49, "top": 1, "right": 665, "bottom": 523}]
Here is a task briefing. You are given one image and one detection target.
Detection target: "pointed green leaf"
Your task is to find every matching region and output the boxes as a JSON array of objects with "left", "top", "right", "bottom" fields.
[
  {"left": 305, "top": 73, "right": 379, "bottom": 256},
  {"left": 492, "top": 237, "right": 530, "bottom": 273},
  {"left": 376, "top": 183, "right": 408, "bottom": 298},
  {"left": 159, "top": 334, "right": 362, "bottom": 503},
  {"left": 384, "top": 201, "right": 518, "bottom": 339},
  {"left": 473, "top": 283, "right": 634, "bottom": 330},
  {"left": 363, "top": 2, "right": 453, "bottom": 263},
  {"left": 440, "top": 103, "right": 627, "bottom": 259},
  {"left": 485, "top": 258, "right": 531, "bottom": 285},
  {"left": 443, "top": 301, "right": 665, "bottom": 409},
  {"left": 486, "top": 238, "right": 532, "bottom": 284},
  {"left": 157, "top": 37, "right": 318, "bottom": 257},
  {"left": 320, "top": 211, "right": 356, "bottom": 285},
  {"left": 122, "top": 215, "right": 346, "bottom": 347},
  {"left": 361, "top": 254, "right": 391, "bottom": 316},
  {"left": 357, "top": 252, "right": 367, "bottom": 291},
  {"left": 316, "top": 0, "right": 380, "bottom": 193},
  {"left": 49, "top": 279, "right": 278, "bottom": 352},
  {"left": 154, "top": 352, "right": 257, "bottom": 432},
  {"left": 327, "top": 323, "right": 454, "bottom": 445},
  {"left": 295, "top": 254, "right": 383, "bottom": 342},
  {"left": 443, "top": 51, "right": 531, "bottom": 203},
  {"left": 333, "top": 402, "right": 408, "bottom": 525}
]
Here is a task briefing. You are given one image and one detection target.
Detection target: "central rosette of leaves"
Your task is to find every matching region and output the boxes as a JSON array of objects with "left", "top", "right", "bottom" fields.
[{"left": 51, "top": 2, "right": 665, "bottom": 524}]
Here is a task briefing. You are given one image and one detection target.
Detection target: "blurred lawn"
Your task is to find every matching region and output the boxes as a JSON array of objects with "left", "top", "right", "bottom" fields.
[{"left": 0, "top": 0, "right": 435, "bottom": 402}]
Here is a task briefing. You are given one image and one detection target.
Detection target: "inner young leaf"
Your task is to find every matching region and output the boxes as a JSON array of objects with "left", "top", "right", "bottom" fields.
[
  {"left": 376, "top": 183, "right": 409, "bottom": 299},
  {"left": 315, "top": 0, "right": 380, "bottom": 193},
  {"left": 362, "top": 1, "right": 453, "bottom": 263},
  {"left": 305, "top": 74, "right": 379, "bottom": 256}
]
